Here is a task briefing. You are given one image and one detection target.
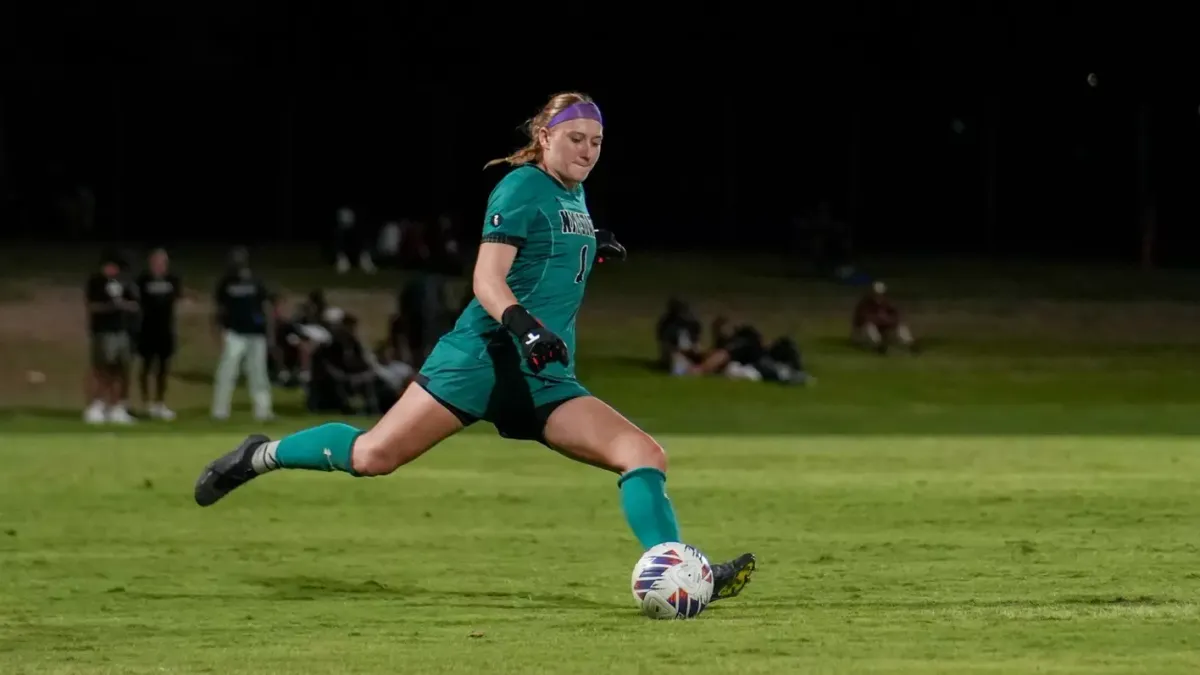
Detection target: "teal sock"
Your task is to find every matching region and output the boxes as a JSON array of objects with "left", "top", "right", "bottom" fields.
[
  {"left": 253, "top": 422, "right": 364, "bottom": 476},
  {"left": 618, "top": 467, "right": 681, "bottom": 549}
]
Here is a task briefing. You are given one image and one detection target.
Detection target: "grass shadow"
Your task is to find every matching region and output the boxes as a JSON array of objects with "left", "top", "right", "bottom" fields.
[
  {"left": 173, "top": 369, "right": 215, "bottom": 386},
  {"left": 250, "top": 575, "right": 624, "bottom": 611}
]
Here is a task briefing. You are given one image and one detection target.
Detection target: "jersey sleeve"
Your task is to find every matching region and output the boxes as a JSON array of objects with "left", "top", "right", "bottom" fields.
[{"left": 480, "top": 177, "right": 538, "bottom": 246}]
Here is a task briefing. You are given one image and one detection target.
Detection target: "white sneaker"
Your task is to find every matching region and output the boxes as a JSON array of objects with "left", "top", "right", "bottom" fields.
[
  {"left": 107, "top": 406, "right": 137, "bottom": 425},
  {"left": 83, "top": 401, "right": 106, "bottom": 424},
  {"left": 149, "top": 403, "right": 177, "bottom": 421},
  {"left": 336, "top": 254, "right": 350, "bottom": 274}
]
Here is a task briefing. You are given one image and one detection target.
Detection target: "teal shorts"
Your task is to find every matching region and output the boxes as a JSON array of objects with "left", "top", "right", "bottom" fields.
[{"left": 416, "top": 336, "right": 590, "bottom": 442}]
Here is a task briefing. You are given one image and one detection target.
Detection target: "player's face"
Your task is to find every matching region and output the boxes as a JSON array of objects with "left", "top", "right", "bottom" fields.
[
  {"left": 102, "top": 263, "right": 119, "bottom": 278},
  {"left": 543, "top": 118, "right": 602, "bottom": 185}
]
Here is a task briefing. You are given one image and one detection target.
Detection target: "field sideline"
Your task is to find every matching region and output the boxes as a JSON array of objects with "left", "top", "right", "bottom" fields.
[{"left": 1, "top": 248, "right": 1199, "bottom": 672}]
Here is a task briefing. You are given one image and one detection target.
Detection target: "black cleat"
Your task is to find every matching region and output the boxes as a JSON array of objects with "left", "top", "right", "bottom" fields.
[
  {"left": 194, "top": 434, "right": 270, "bottom": 507},
  {"left": 710, "top": 552, "right": 756, "bottom": 602}
]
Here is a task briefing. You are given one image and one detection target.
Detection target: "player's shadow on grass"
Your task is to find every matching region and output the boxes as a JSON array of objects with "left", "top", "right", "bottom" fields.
[{"left": 251, "top": 575, "right": 627, "bottom": 611}]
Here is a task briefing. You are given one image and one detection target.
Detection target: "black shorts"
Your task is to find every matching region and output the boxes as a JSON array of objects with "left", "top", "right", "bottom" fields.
[{"left": 138, "top": 333, "right": 176, "bottom": 360}]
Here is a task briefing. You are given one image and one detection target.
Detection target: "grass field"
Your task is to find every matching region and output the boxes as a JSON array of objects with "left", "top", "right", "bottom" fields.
[
  {"left": 3, "top": 434, "right": 1200, "bottom": 673},
  {"left": 1, "top": 246, "right": 1199, "bottom": 672}
]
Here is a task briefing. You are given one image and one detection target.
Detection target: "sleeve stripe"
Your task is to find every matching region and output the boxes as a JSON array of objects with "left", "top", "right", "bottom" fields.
[{"left": 481, "top": 233, "right": 526, "bottom": 247}]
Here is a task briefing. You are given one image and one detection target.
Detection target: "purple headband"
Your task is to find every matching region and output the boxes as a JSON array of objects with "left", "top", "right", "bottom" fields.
[{"left": 547, "top": 101, "right": 603, "bottom": 128}]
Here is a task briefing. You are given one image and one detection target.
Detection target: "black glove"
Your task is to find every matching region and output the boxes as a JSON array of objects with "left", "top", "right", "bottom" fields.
[
  {"left": 595, "top": 229, "right": 626, "bottom": 263},
  {"left": 502, "top": 304, "right": 569, "bottom": 373}
]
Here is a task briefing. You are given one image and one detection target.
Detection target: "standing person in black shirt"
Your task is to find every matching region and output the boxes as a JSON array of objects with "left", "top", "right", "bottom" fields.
[
  {"left": 211, "top": 246, "right": 275, "bottom": 421},
  {"left": 84, "top": 250, "right": 139, "bottom": 424},
  {"left": 134, "top": 248, "right": 182, "bottom": 420}
]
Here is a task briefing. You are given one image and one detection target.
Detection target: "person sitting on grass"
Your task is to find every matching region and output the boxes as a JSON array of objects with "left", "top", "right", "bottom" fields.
[
  {"left": 852, "top": 281, "right": 917, "bottom": 354},
  {"left": 690, "top": 317, "right": 813, "bottom": 385},
  {"left": 659, "top": 305, "right": 813, "bottom": 385}
]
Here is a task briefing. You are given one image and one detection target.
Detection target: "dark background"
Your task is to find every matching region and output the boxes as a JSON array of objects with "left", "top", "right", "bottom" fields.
[{"left": 1, "top": 2, "right": 1195, "bottom": 263}]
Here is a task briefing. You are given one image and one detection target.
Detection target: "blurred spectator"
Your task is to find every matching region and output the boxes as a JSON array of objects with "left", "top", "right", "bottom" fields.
[
  {"left": 268, "top": 292, "right": 305, "bottom": 387},
  {"left": 133, "top": 248, "right": 182, "bottom": 421},
  {"left": 293, "top": 289, "right": 337, "bottom": 345},
  {"left": 656, "top": 297, "right": 704, "bottom": 375},
  {"left": 852, "top": 280, "right": 917, "bottom": 354},
  {"left": 271, "top": 289, "right": 349, "bottom": 386},
  {"left": 375, "top": 219, "right": 402, "bottom": 266},
  {"left": 83, "top": 249, "right": 139, "bottom": 424},
  {"left": 333, "top": 205, "right": 376, "bottom": 275},
  {"left": 374, "top": 335, "right": 415, "bottom": 395},
  {"left": 308, "top": 314, "right": 395, "bottom": 414},
  {"left": 655, "top": 300, "right": 812, "bottom": 385},
  {"left": 211, "top": 246, "right": 275, "bottom": 421},
  {"left": 398, "top": 218, "right": 431, "bottom": 269},
  {"left": 429, "top": 212, "right": 464, "bottom": 276},
  {"left": 398, "top": 273, "right": 456, "bottom": 370},
  {"left": 699, "top": 317, "right": 813, "bottom": 385}
]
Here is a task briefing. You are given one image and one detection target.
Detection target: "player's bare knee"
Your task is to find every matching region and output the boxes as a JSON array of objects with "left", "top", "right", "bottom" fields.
[
  {"left": 617, "top": 431, "right": 667, "bottom": 474},
  {"left": 350, "top": 432, "right": 401, "bottom": 476}
]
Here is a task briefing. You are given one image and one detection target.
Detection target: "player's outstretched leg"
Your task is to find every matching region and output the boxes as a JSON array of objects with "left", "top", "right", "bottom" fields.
[
  {"left": 194, "top": 383, "right": 464, "bottom": 506},
  {"left": 541, "top": 396, "right": 756, "bottom": 602}
]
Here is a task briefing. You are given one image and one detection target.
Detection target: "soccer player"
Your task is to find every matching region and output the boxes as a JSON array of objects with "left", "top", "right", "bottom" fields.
[
  {"left": 194, "top": 92, "right": 756, "bottom": 602},
  {"left": 134, "top": 248, "right": 182, "bottom": 420}
]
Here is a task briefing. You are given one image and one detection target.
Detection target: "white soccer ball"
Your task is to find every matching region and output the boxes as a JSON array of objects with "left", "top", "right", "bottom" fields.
[{"left": 630, "top": 542, "right": 714, "bottom": 619}]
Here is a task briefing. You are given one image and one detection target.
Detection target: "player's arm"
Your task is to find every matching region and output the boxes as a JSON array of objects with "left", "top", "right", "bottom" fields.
[
  {"left": 474, "top": 242, "right": 568, "bottom": 371},
  {"left": 472, "top": 242, "right": 521, "bottom": 324}
]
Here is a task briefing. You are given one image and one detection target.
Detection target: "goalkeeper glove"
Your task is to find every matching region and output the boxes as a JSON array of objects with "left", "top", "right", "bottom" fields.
[
  {"left": 595, "top": 229, "right": 626, "bottom": 263},
  {"left": 502, "top": 304, "right": 569, "bottom": 373}
]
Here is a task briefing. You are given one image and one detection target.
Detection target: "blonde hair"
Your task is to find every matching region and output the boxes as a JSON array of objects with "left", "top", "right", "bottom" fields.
[{"left": 484, "top": 92, "right": 594, "bottom": 170}]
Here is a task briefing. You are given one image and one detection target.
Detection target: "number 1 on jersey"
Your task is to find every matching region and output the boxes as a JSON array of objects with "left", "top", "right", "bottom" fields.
[{"left": 575, "top": 244, "right": 589, "bottom": 284}]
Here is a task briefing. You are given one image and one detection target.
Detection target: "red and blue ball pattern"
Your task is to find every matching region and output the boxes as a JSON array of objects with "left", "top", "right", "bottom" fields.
[{"left": 633, "top": 546, "right": 714, "bottom": 619}]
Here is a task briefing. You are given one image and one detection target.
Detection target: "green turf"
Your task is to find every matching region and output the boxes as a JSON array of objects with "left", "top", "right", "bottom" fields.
[
  {"left": 2, "top": 249, "right": 1199, "bottom": 670},
  {"left": 1, "top": 433, "right": 1199, "bottom": 673}
]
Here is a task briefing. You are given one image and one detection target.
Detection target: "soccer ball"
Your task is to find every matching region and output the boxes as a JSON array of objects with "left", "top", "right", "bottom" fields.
[{"left": 630, "top": 542, "right": 714, "bottom": 619}]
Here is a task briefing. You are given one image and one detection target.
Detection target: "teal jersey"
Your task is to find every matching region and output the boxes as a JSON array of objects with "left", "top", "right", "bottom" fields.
[{"left": 442, "top": 165, "right": 597, "bottom": 378}]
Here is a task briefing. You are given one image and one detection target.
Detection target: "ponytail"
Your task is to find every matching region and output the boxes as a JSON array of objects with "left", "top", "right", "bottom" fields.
[{"left": 483, "top": 138, "right": 541, "bottom": 170}]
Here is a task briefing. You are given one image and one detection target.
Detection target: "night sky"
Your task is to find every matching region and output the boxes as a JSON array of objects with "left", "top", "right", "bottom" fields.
[{"left": 1, "top": 2, "right": 1196, "bottom": 263}]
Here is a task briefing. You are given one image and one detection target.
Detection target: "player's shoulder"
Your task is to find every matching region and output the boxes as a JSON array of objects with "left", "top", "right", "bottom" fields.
[{"left": 488, "top": 165, "right": 553, "bottom": 206}]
